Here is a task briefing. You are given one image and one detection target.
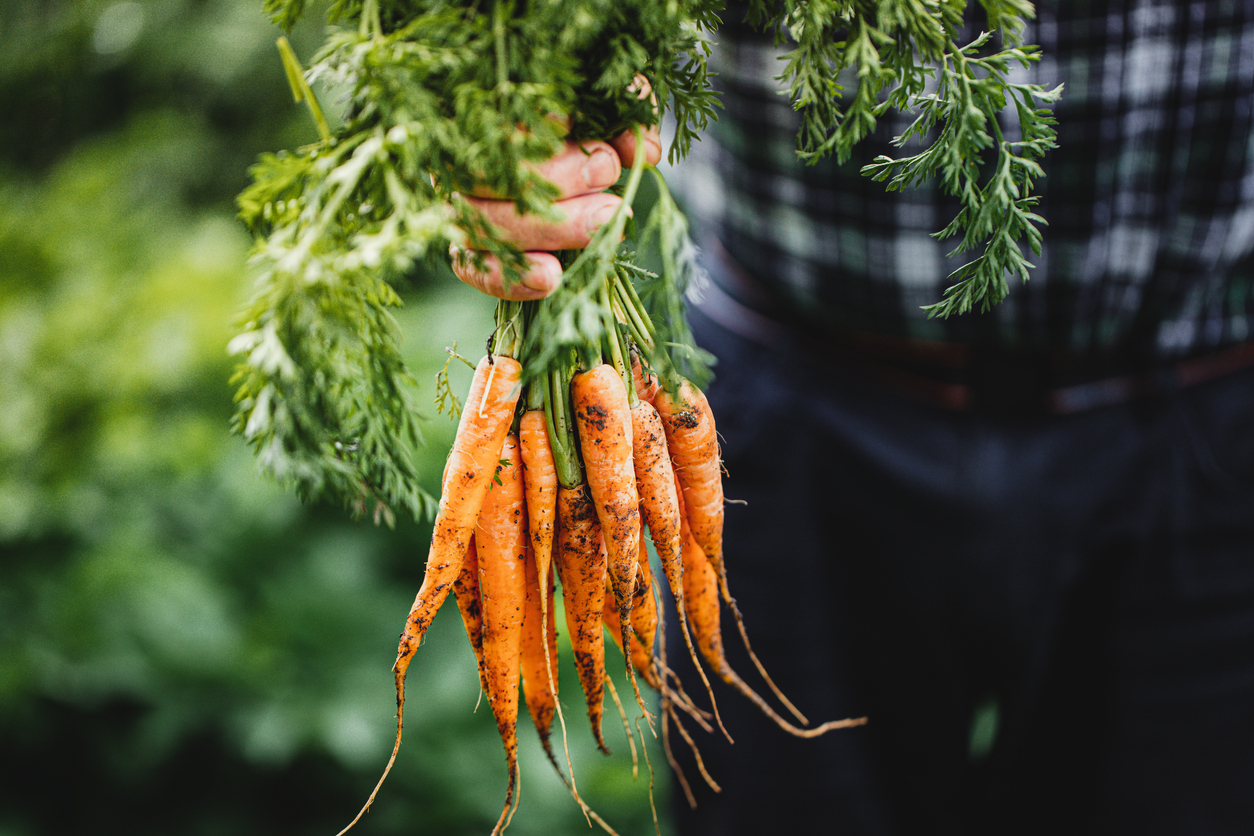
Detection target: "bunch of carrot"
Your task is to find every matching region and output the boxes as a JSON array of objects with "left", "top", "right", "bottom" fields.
[{"left": 334, "top": 255, "right": 865, "bottom": 836}]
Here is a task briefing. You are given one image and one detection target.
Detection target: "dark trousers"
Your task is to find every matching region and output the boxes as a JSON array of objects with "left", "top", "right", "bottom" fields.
[{"left": 668, "top": 307, "right": 1254, "bottom": 835}]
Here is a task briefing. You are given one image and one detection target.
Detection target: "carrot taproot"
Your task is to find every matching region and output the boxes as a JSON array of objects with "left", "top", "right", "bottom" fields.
[
  {"left": 631, "top": 397, "right": 727, "bottom": 739},
  {"left": 628, "top": 533, "right": 658, "bottom": 671},
  {"left": 653, "top": 379, "right": 724, "bottom": 601},
  {"left": 337, "top": 353, "right": 521, "bottom": 836},
  {"left": 520, "top": 528, "right": 560, "bottom": 769},
  {"left": 518, "top": 408, "right": 559, "bottom": 734},
  {"left": 655, "top": 378, "right": 811, "bottom": 726},
  {"left": 453, "top": 535, "right": 489, "bottom": 696},
  {"left": 477, "top": 433, "right": 529, "bottom": 835},
  {"left": 602, "top": 563, "right": 661, "bottom": 691},
  {"left": 395, "top": 354, "right": 522, "bottom": 681},
  {"left": 519, "top": 408, "right": 557, "bottom": 608},
  {"left": 571, "top": 363, "right": 645, "bottom": 712},
  {"left": 554, "top": 482, "right": 611, "bottom": 753}
]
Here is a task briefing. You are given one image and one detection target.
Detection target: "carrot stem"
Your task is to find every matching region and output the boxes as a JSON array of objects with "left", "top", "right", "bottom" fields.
[
  {"left": 612, "top": 266, "right": 655, "bottom": 349},
  {"left": 545, "top": 358, "right": 582, "bottom": 489},
  {"left": 492, "top": 299, "right": 525, "bottom": 359},
  {"left": 600, "top": 283, "right": 635, "bottom": 406}
]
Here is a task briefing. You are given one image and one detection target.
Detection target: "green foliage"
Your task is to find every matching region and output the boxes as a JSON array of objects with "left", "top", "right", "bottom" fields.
[
  {"left": 746, "top": 0, "right": 1061, "bottom": 318},
  {"left": 862, "top": 33, "right": 1062, "bottom": 316},
  {"left": 635, "top": 170, "right": 717, "bottom": 389}
]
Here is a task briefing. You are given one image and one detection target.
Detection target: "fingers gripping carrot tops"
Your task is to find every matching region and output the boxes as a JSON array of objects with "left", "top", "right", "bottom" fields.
[{"left": 477, "top": 434, "right": 529, "bottom": 836}]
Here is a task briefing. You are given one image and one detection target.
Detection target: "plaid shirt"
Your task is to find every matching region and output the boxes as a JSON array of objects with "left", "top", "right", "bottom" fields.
[{"left": 671, "top": 0, "right": 1254, "bottom": 359}]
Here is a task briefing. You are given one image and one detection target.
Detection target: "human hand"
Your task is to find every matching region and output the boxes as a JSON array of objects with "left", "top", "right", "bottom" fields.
[{"left": 450, "top": 123, "right": 662, "bottom": 301}]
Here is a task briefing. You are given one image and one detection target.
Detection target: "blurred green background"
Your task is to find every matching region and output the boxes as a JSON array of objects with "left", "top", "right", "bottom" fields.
[{"left": 0, "top": 2, "right": 668, "bottom": 833}]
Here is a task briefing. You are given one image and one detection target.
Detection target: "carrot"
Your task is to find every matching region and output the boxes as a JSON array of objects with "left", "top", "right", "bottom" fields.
[
  {"left": 519, "top": 409, "right": 558, "bottom": 622},
  {"left": 453, "top": 535, "right": 489, "bottom": 696},
  {"left": 571, "top": 363, "right": 645, "bottom": 712},
  {"left": 520, "top": 528, "right": 560, "bottom": 769},
  {"left": 602, "top": 563, "right": 661, "bottom": 691},
  {"left": 655, "top": 378, "right": 811, "bottom": 726},
  {"left": 653, "top": 379, "right": 724, "bottom": 601},
  {"left": 518, "top": 408, "right": 560, "bottom": 747},
  {"left": 337, "top": 353, "right": 521, "bottom": 836},
  {"left": 554, "top": 482, "right": 611, "bottom": 753},
  {"left": 631, "top": 350, "right": 660, "bottom": 404},
  {"left": 477, "top": 434, "right": 529, "bottom": 836},
  {"left": 630, "top": 397, "right": 726, "bottom": 739},
  {"left": 628, "top": 534, "right": 658, "bottom": 675},
  {"left": 395, "top": 354, "right": 522, "bottom": 681}
]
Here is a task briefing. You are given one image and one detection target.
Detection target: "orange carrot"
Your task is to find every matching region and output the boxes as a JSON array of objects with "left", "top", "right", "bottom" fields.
[
  {"left": 337, "top": 354, "right": 520, "bottom": 836},
  {"left": 628, "top": 530, "right": 658, "bottom": 678},
  {"left": 655, "top": 379, "right": 811, "bottom": 725},
  {"left": 572, "top": 363, "right": 644, "bottom": 710},
  {"left": 554, "top": 482, "right": 611, "bottom": 753},
  {"left": 395, "top": 354, "right": 522, "bottom": 680},
  {"left": 653, "top": 379, "right": 724, "bottom": 601},
  {"left": 602, "top": 579, "right": 661, "bottom": 691},
  {"left": 631, "top": 351, "right": 660, "bottom": 404},
  {"left": 519, "top": 409, "right": 558, "bottom": 616},
  {"left": 477, "top": 434, "right": 529, "bottom": 835},
  {"left": 518, "top": 407, "right": 559, "bottom": 738},
  {"left": 631, "top": 397, "right": 726, "bottom": 737},
  {"left": 520, "top": 527, "right": 559, "bottom": 768},
  {"left": 453, "top": 535, "right": 489, "bottom": 696}
]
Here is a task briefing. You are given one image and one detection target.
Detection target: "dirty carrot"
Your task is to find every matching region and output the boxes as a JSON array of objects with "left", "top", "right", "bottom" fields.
[
  {"left": 572, "top": 363, "right": 645, "bottom": 713},
  {"left": 653, "top": 379, "right": 723, "bottom": 601},
  {"left": 520, "top": 527, "right": 560, "bottom": 770},
  {"left": 655, "top": 378, "right": 808, "bottom": 725},
  {"left": 336, "top": 353, "right": 521, "bottom": 836},
  {"left": 519, "top": 408, "right": 558, "bottom": 621},
  {"left": 628, "top": 534, "right": 658, "bottom": 673},
  {"left": 477, "top": 434, "right": 530, "bottom": 836},
  {"left": 453, "top": 535, "right": 489, "bottom": 696},
  {"left": 603, "top": 565, "right": 661, "bottom": 691},
  {"left": 632, "top": 397, "right": 726, "bottom": 739},
  {"left": 554, "top": 482, "right": 611, "bottom": 753},
  {"left": 518, "top": 406, "right": 560, "bottom": 740}
]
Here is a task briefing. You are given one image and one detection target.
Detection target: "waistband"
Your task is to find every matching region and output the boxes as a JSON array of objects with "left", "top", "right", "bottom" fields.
[{"left": 693, "top": 241, "right": 1254, "bottom": 416}]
